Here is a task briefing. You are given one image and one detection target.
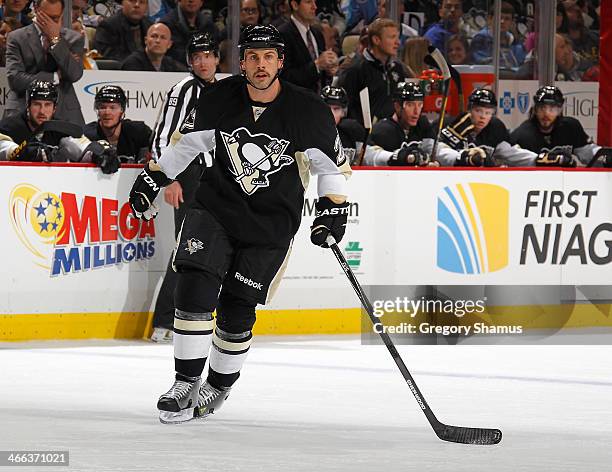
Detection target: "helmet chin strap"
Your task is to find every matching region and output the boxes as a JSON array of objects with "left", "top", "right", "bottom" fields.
[{"left": 242, "top": 67, "right": 282, "bottom": 91}]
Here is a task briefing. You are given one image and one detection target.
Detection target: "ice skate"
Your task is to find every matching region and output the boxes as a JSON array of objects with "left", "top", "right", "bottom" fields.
[
  {"left": 150, "top": 327, "right": 173, "bottom": 343},
  {"left": 193, "top": 381, "right": 232, "bottom": 419},
  {"left": 158, "top": 377, "right": 201, "bottom": 424}
]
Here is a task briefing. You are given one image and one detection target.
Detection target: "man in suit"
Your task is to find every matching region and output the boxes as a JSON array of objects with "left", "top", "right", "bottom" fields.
[
  {"left": 92, "top": 0, "right": 152, "bottom": 62},
  {"left": 4, "top": 0, "right": 85, "bottom": 126},
  {"left": 278, "top": 0, "right": 338, "bottom": 92}
]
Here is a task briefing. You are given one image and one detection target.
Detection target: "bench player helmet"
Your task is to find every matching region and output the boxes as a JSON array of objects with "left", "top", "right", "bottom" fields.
[
  {"left": 26, "top": 80, "right": 58, "bottom": 106},
  {"left": 187, "top": 32, "right": 219, "bottom": 68},
  {"left": 238, "top": 24, "right": 284, "bottom": 60},
  {"left": 392, "top": 81, "right": 424, "bottom": 102},
  {"left": 94, "top": 85, "right": 127, "bottom": 111},
  {"left": 321, "top": 86, "right": 348, "bottom": 108},
  {"left": 468, "top": 88, "right": 496, "bottom": 108},
  {"left": 534, "top": 85, "right": 564, "bottom": 107}
]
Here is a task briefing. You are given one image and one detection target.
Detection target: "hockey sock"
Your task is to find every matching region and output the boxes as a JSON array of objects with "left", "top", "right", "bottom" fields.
[
  {"left": 207, "top": 327, "right": 252, "bottom": 389},
  {"left": 173, "top": 309, "right": 214, "bottom": 379}
]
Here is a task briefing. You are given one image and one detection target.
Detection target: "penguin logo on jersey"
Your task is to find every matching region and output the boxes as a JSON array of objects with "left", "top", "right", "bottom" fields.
[
  {"left": 220, "top": 127, "right": 293, "bottom": 195},
  {"left": 180, "top": 108, "right": 197, "bottom": 132}
]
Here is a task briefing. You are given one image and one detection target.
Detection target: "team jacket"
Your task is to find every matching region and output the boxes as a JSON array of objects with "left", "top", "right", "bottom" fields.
[
  {"left": 510, "top": 116, "right": 601, "bottom": 165},
  {"left": 84, "top": 119, "right": 152, "bottom": 160},
  {"left": 438, "top": 113, "right": 534, "bottom": 166},
  {"left": 157, "top": 76, "right": 352, "bottom": 246},
  {"left": 363, "top": 115, "right": 435, "bottom": 166}
]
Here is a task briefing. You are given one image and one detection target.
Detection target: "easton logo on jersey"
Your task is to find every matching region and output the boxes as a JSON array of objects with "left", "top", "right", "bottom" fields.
[{"left": 220, "top": 127, "right": 293, "bottom": 195}]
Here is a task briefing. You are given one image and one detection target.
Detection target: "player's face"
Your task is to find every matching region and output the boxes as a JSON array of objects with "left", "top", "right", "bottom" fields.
[
  {"left": 191, "top": 51, "right": 218, "bottom": 82},
  {"left": 97, "top": 102, "right": 124, "bottom": 129},
  {"left": 241, "top": 48, "right": 283, "bottom": 89},
  {"left": 329, "top": 104, "right": 345, "bottom": 125},
  {"left": 28, "top": 100, "right": 55, "bottom": 127},
  {"left": 470, "top": 106, "right": 495, "bottom": 131},
  {"left": 535, "top": 104, "right": 561, "bottom": 131},
  {"left": 399, "top": 100, "right": 423, "bottom": 127}
]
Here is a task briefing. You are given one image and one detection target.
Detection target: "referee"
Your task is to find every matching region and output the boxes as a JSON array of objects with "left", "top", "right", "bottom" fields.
[{"left": 151, "top": 33, "right": 220, "bottom": 342}]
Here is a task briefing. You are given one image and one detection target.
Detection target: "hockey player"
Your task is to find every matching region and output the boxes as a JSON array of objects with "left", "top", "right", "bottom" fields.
[
  {"left": 510, "top": 85, "right": 611, "bottom": 167},
  {"left": 320, "top": 85, "right": 366, "bottom": 166},
  {"left": 363, "top": 81, "right": 436, "bottom": 166},
  {"left": 128, "top": 24, "right": 351, "bottom": 424},
  {"left": 437, "top": 88, "right": 534, "bottom": 167},
  {"left": 150, "top": 32, "right": 220, "bottom": 343},
  {"left": 84, "top": 85, "right": 152, "bottom": 163},
  {"left": 0, "top": 80, "right": 119, "bottom": 172}
]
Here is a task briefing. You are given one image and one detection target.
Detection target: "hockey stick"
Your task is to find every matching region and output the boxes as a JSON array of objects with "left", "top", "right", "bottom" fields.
[
  {"left": 448, "top": 65, "right": 464, "bottom": 114},
  {"left": 356, "top": 87, "right": 372, "bottom": 166},
  {"left": 424, "top": 47, "right": 452, "bottom": 163},
  {"left": 326, "top": 235, "right": 502, "bottom": 445}
]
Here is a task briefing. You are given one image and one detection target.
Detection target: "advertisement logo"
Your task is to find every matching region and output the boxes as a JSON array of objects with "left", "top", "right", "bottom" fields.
[
  {"left": 344, "top": 241, "right": 363, "bottom": 269},
  {"left": 437, "top": 183, "right": 509, "bottom": 274},
  {"left": 517, "top": 92, "right": 529, "bottom": 114},
  {"left": 499, "top": 91, "right": 515, "bottom": 114},
  {"left": 9, "top": 184, "right": 156, "bottom": 276}
]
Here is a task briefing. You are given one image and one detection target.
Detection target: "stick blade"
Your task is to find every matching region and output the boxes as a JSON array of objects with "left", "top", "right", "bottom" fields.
[{"left": 435, "top": 424, "right": 502, "bottom": 445}]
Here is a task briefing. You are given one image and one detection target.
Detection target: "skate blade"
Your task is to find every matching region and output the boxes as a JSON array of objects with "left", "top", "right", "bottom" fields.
[{"left": 159, "top": 408, "right": 196, "bottom": 424}]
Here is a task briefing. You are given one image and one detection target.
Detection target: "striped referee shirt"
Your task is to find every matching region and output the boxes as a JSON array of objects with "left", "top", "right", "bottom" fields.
[{"left": 153, "top": 75, "right": 215, "bottom": 160}]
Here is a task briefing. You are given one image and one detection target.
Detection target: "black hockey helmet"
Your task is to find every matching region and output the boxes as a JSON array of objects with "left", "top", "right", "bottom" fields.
[
  {"left": 238, "top": 24, "right": 284, "bottom": 60},
  {"left": 468, "top": 88, "right": 496, "bottom": 108},
  {"left": 392, "top": 81, "right": 424, "bottom": 102},
  {"left": 321, "top": 86, "right": 348, "bottom": 108},
  {"left": 187, "top": 32, "right": 219, "bottom": 66},
  {"left": 26, "top": 80, "right": 58, "bottom": 106},
  {"left": 94, "top": 85, "right": 127, "bottom": 110},
  {"left": 534, "top": 85, "right": 564, "bottom": 107}
]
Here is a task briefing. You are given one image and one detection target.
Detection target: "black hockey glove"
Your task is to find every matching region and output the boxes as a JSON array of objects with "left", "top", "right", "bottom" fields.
[
  {"left": 9, "top": 141, "right": 57, "bottom": 162},
  {"left": 388, "top": 144, "right": 429, "bottom": 166},
  {"left": 455, "top": 147, "right": 489, "bottom": 167},
  {"left": 129, "top": 161, "right": 172, "bottom": 220},
  {"left": 86, "top": 140, "right": 120, "bottom": 174},
  {"left": 590, "top": 147, "right": 612, "bottom": 168},
  {"left": 310, "top": 197, "right": 350, "bottom": 248},
  {"left": 536, "top": 148, "right": 576, "bottom": 167}
]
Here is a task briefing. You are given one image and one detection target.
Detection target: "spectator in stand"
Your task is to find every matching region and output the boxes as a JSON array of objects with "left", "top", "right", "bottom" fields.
[
  {"left": 5, "top": 0, "right": 85, "bottom": 126},
  {"left": 121, "top": 22, "right": 187, "bottom": 71},
  {"left": 557, "top": 2, "right": 569, "bottom": 33},
  {"left": 320, "top": 19, "right": 340, "bottom": 56},
  {"left": 424, "top": 0, "right": 463, "bottom": 54},
  {"left": 2, "top": 0, "right": 32, "bottom": 27},
  {"left": 0, "top": 17, "right": 21, "bottom": 67},
  {"left": 269, "top": 0, "right": 291, "bottom": 28},
  {"left": 555, "top": 33, "right": 592, "bottom": 81},
  {"left": 278, "top": 0, "right": 337, "bottom": 92},
  {"left": 446, "top": 33, "right": 469, "bottom": 65},
  {"left": 84, "top": 85, "right": 152, "bottom": 162},
  {"left": 564, "top": 2, "right": 599, "bottom": 65},
  {"left": 93, "top": 0, "right": 152, "bottom": 62},
  {"left": 337, "top": 18, "right": 407, "bottom": 125},
  {"left": 240, "top": 0, "right": 262, "bottom": 26},
  {"left": 470, "top": 2, "right": 526, "bottom": 71},
  {"left": 160, "top": 0, "right": 218, "bottom": 67},
  {"left": 401, "top": 37, "right": 429, "bottom": 77}
]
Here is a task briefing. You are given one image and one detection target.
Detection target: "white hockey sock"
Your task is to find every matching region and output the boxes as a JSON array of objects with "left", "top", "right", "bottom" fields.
[
  {"left": 208, "top": 327, "right": 252, "bottom": 387},
  {"left": 173, "top": 309, "right": 214, "bottom": 379}
]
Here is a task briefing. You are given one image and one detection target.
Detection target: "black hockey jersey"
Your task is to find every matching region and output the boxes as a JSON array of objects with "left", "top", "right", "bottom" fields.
[
  {"left": 367, "top": 115, "right": 434, "bottom": 151},
  {"left": 84, "top": 119, "right": 152, "bottom": 159},
  {"left": 510, "top": 116, "right": 590, "bottom": 153},
  {"left": 0, "top": 112, "right": 70, "bottom": 148},
  {"left": 157, "top": 76, "right": 350, "bottom": 246},
  {"left": 440, "top": 113, "right": 510, "bottom": 151}
]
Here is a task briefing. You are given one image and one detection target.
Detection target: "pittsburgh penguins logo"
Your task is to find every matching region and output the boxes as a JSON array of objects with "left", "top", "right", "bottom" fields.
[
  {"left": 220, "top": 127, "right": 293, "bottom": 195},
  {"left": 334, "top": 132, "right": 346, "bottom": 166}
]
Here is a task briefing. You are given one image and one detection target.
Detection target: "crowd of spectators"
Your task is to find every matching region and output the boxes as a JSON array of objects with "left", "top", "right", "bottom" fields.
[{"left": 0, "top": 0, "right": 603, "bottom": 162}]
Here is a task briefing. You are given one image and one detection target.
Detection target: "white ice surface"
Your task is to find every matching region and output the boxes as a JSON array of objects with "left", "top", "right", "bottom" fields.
[{"left": 1, "top": 337, "right": 611, "bottom": 472}]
